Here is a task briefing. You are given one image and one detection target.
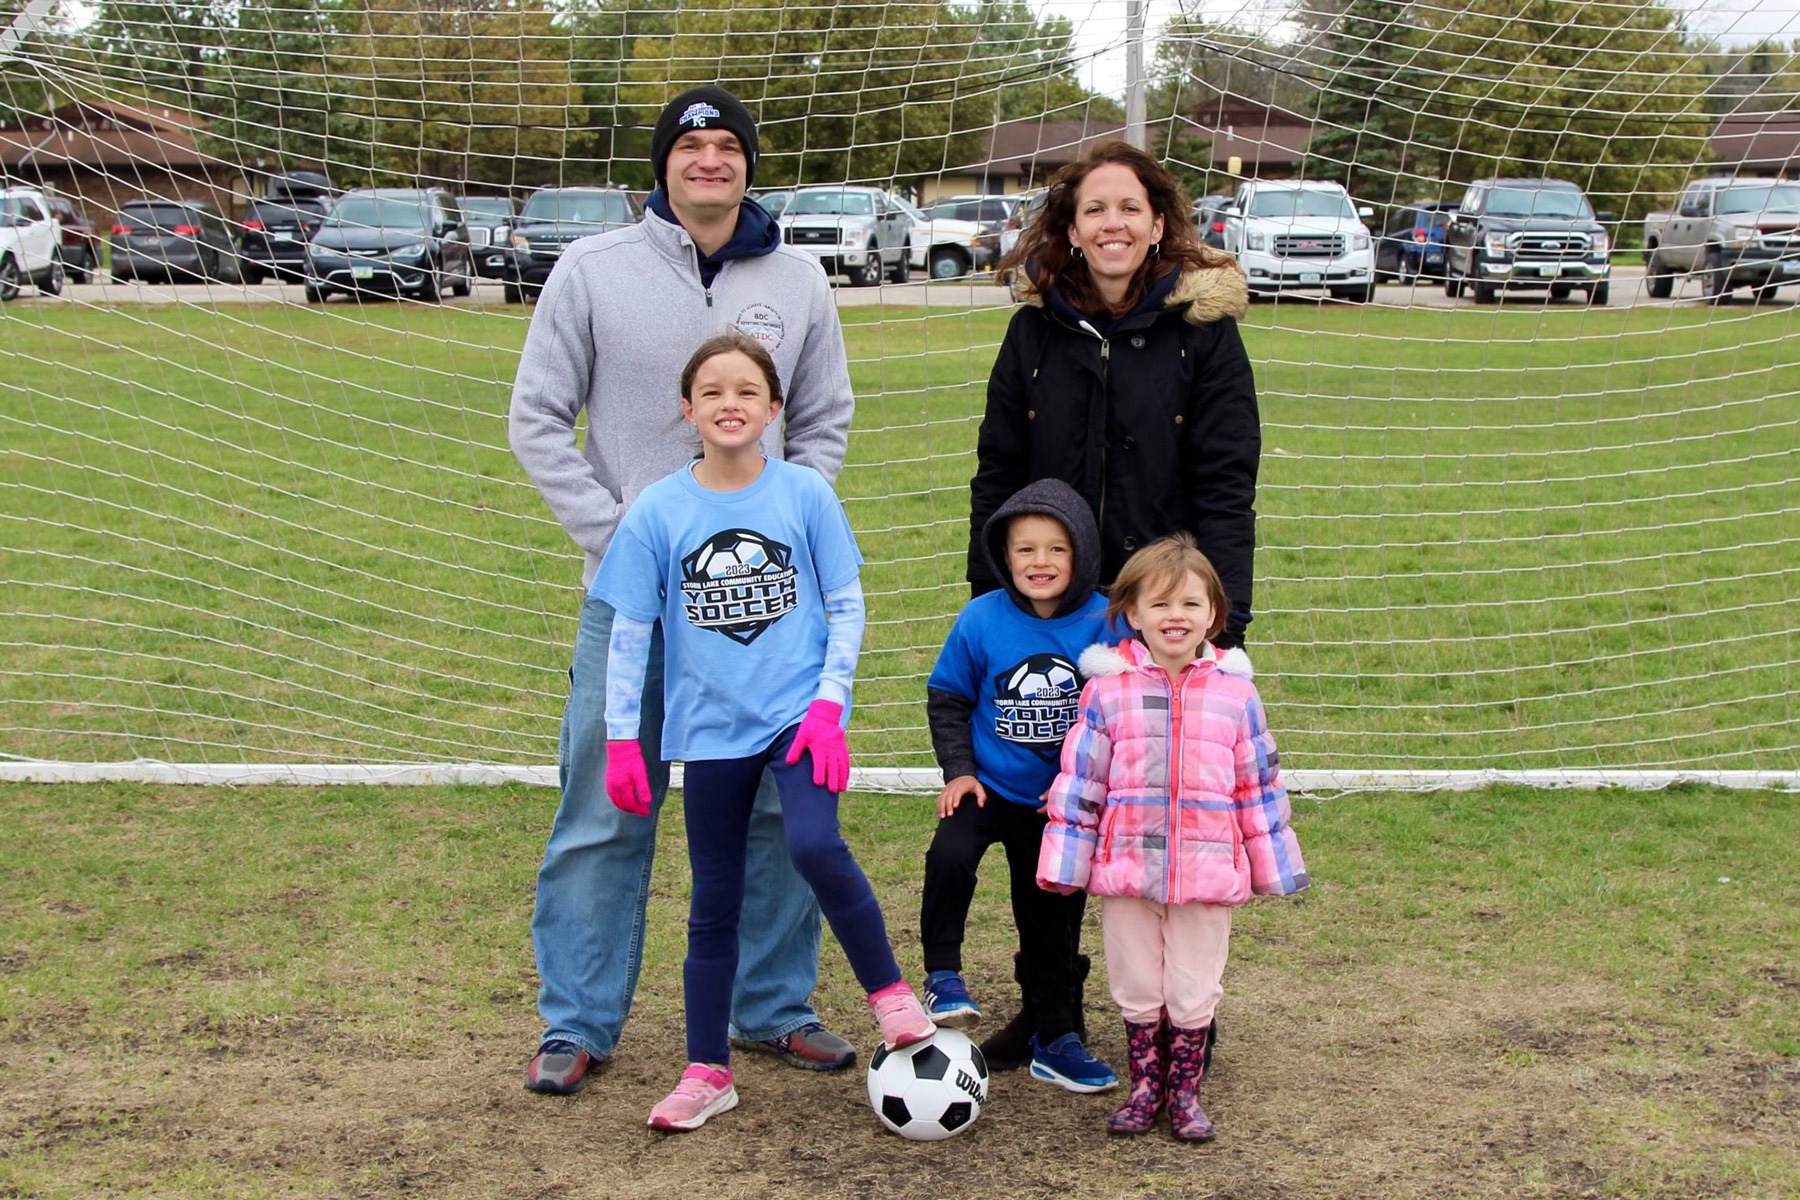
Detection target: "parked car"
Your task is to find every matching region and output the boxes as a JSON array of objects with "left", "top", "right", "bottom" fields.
[
  {"left": 890, "top": 195, "right": 995, "bottom": 280},
  {"left": 304, "top": 187, "right": 473, "bottom": 303},
  {"left": 460, "top": 194, "right": 518, "bottom": 279},
  {"left": 920, "top": 193, "right": 1017, "bottom": 235},
  {"left": 503, "top": 186, "right": 639, "bottom": 303},
  {"left": 1191, "top": 192, "right": 1236, "bottom": 250},
  {"left": 238, "top": 195, "right": 330, "bottom": 284},
  {"left": 1642, "top": 176, "right": 1800, "bottom": 303},
  {"left": 1375, "top": 201, "right": 1459, "bottom": 283},
  {"left": 1220, "top": 180, "right": 1377, "bottom": 302},
  {"left": 752, "top": 190, "right": 794, "bottom": 218},
  {"left": 999, "top": 187, "right": 1046, "bottom": 262},
  {"left": 110, "top": 199, "right": 239, "bottom": 283},
  {"left": 999, "top": 188, "right": 1048, "bottom": 298},
  {"left": 0, "top": 185, "right": 65, "bottom": 300},
  {"left": 1443, "top": 179, "right": 1611, "bottom": 304},
  {"left": 42, "top": 192, "right": 101, "bottom": 283},
  {"left": 778, "top": 185, "right": 911, "bottom": 286}
]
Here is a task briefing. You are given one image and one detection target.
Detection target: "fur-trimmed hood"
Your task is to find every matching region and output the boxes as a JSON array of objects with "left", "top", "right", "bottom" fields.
[
  {"left": 1018, "top": 261, "right": 1249, "bottom": 326},
  {"left": 1078, "top": 638, "right": 1253, "bottom": 680}
]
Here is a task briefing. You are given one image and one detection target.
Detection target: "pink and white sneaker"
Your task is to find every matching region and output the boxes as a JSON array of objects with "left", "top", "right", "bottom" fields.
[
  {"left": 647, "top": 1064, "right": 738, "bottom": 1132},
  {"left": 868, "top": 981, "right": 937, "bottom": 1050}
]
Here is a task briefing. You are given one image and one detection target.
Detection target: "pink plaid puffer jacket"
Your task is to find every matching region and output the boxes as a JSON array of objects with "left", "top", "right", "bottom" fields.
[{"left": 1037, "top": 639, "right": 1309, "bottom": 905}]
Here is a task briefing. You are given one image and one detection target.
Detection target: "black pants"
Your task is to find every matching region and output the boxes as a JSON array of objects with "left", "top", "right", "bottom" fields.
[{"left": 920, "top": 794, "right": 1086, "bottom": 1039}]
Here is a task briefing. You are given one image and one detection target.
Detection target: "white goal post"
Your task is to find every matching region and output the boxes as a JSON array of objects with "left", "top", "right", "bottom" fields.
[{"left": 2, "top": 0, "right": 1797, "bottom": 793}]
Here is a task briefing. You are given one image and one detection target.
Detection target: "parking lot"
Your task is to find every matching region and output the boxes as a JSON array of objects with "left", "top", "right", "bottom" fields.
[{"left": 16, "top": 265, "right": 1797, "bottom": 309}]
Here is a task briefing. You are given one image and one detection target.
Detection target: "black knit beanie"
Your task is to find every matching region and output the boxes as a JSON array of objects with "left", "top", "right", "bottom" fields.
[{"left": 650, "top": 86, "right": 759, "bottom": 190}]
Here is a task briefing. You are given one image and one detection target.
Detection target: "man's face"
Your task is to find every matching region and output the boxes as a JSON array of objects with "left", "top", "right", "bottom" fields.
[{"left": 666, "top": 128, "right": 747, "bottom": 214}]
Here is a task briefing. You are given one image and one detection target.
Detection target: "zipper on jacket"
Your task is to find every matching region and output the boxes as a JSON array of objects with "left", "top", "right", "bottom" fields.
[
  {"left": 1165, "top": 664, "right": 1180, "bottom": 901},
  {"left": 1097, "top": 338, "right": 1111, "bottom": 532}
]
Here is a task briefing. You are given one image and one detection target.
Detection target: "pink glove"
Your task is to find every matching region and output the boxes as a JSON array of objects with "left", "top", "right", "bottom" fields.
[
  {"left": 605, "top": 739, "right": 652, "bottom": 816},
  {"left": 785, "top": 700, "right": 850, "bottom": 793}
]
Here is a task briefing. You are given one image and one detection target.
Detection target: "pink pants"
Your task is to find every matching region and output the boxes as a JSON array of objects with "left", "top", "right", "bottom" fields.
[{"left": 1099, "top": 896, "right": 1232, "bottom": 1028}]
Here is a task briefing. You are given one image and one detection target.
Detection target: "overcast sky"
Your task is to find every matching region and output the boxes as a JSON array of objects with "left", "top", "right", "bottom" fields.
[{"left": 1044, "top": 0, "right": 1800, "bottom": 96}]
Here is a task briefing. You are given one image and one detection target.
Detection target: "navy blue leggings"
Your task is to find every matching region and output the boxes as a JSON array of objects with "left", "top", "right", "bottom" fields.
[{"left": 682, "top": 725, "right": 901, "bottom": 1065}]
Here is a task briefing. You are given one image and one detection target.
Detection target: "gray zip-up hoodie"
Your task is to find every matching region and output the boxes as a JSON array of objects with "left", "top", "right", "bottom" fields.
[{"left": 508, "top": 204, "right": 855, "bottom": 585}]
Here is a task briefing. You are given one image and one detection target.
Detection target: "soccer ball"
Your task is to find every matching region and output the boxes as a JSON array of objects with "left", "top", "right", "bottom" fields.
[{"left": 866, "top": 1029, "right": 989, "bottom": 1141}]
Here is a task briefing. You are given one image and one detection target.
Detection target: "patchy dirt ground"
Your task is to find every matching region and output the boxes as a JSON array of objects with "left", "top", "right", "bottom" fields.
[
  {"left": 4, "top": 783, "right": 1796, "bottom": 1199},
  {"left": 6, "top": 962, "right": 1796, "bottom": 1200}
]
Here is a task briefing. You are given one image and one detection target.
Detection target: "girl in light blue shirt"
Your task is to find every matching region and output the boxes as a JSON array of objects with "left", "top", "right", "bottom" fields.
[{"left": 593, "top": 331, "right": 935, "bottom": 1132}]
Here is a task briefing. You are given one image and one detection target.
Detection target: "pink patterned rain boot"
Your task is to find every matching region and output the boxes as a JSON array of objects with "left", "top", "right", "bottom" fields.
[
  {"left": 1166, "top": 1023, "right": 1215, "bottom": 1142},
  {"left": 1107, "top": 1018, "right": 1167, "bottom": 1135}
]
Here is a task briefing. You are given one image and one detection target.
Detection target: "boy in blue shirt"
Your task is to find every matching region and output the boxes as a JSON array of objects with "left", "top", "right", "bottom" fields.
[{"left": 921, "top": 479, "right": 1118, "bottom": 1093}]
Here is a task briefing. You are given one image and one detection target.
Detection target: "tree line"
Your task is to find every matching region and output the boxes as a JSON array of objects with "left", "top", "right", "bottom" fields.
[
  {"left": 1, "top": 0, "right": 1790, "bottom": 211},
  {"left": 3, "top": 0, "right": 1114, "bottom": 190}
]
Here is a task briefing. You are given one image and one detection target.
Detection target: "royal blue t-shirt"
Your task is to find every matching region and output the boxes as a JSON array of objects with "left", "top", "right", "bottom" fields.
[
  {"left": 926, "top": 590, "right": 1112, "bottom": 807},
  {"left": 592, "top": 458, "right": 863, "bottom": 760}
]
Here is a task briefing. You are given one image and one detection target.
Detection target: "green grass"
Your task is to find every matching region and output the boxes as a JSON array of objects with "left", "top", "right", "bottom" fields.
[
  {"left": 0, "top": 781, "right": 1794, "bottom": 1198},
  {"left": 3, "top": 298, "right": 1798, "bottom": 771}
]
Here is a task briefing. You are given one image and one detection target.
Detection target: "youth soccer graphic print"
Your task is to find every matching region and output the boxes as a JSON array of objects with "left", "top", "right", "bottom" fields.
[
  {"left": 679, "top": 528, "right": 799, "bottom": 645},
  {"left": 992, "top": 653, "right": 1082, "bottom": 757}
]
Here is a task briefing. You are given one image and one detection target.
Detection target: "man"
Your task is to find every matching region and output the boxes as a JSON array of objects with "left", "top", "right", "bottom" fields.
[{"left": 509, "top": 85, "right": 857, "bottom": 1094}]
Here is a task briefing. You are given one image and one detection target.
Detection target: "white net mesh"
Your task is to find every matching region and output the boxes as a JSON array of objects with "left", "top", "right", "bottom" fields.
[{"left": 2, "top": 0, "right": 1797, "bottom": 786}]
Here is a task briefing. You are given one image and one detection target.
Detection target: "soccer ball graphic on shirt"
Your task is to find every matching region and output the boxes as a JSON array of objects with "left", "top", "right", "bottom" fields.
[
  {"left": 866, "top": 1029, "right": 989, "bottom": 1141},
  {"left": 999, "top": 654, "right": 1079, "bottom": 702},
  {"left": 679, "top": 528, "right": 798, "bottom": 646}
]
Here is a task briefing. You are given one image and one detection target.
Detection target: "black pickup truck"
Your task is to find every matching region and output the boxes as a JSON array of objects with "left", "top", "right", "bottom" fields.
[{"left": 1443, "top": 178, "right": 1613, "bottom": 305}]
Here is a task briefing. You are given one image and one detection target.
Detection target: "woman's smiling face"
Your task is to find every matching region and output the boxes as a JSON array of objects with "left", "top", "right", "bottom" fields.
[{"left": 1068, "top": 162, "right": 1165, "bottom": 305}]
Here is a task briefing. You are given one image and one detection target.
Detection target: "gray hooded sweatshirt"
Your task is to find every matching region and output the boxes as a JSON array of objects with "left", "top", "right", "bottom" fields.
[{"left": 508, "top": 206, "right": 855, "bottom": 586}]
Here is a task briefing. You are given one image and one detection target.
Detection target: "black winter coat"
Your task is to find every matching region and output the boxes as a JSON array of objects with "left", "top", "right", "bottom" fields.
[{"left": 968, "top": 264, "right": 1261, "bottom": 646}]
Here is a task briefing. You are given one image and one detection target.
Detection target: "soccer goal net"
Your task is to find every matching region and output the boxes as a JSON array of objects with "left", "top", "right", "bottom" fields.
[{"left": 2, "top": 0, "right": 1796, "bottom": 791}]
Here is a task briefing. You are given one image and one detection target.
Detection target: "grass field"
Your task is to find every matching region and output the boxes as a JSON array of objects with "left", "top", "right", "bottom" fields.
[
  {"left": 4, "top": 297, "right": 1796, "bottom": 775},
  {"left": 0, "top": 780, "right": 1795, "bottom": 1199},
  {"left": 2, "top": 297, "right": 1797, "bottom": 1197}
]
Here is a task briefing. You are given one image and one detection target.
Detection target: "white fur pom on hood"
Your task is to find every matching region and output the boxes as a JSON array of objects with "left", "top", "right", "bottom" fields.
[
  {"left": 1078, "top": 642, "right": 1135, "bottom": 679},
  {"left": 1077, "top": 641, "right": 1255, "bottom": 680},
  {"left": 1217, "top": 646, "right": 1254, "bottom": 678}
]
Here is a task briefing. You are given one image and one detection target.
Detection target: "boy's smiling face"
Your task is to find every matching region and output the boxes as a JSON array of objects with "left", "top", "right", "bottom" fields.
[{"left": 1006, "top": 514, "right": 1074, "bottom": 618}]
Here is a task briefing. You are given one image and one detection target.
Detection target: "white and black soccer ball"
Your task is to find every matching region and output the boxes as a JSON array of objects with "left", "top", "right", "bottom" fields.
[{"left": 866, "top": 1029, "right": 989, "bottom": 1141}]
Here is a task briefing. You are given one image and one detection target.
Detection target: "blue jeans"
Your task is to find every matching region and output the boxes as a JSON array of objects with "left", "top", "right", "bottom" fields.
[{"left": 531, "top": 594, "right": 825, "bottom": 1060}]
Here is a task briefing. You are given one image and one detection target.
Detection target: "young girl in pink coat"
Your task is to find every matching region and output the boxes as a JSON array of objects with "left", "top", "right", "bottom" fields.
[{"left": 1037, "top": 533, "right": 1308, "bottom": 1142}]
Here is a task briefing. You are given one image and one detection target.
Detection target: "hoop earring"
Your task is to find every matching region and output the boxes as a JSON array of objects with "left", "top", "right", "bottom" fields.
[
  {"left": 1071, "top": 246, "right": 1084, "bottom": 259},
  {"left": 1151, "top": 242, "right": 1161, "bottom": 255}
]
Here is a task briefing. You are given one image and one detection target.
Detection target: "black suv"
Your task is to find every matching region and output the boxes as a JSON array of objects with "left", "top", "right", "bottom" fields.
[
  {"left": 460, "top": 194, "right": 517, "bottom": 279},
  {"left": 304, "top": 187, "right": 474, "bottom": 303},
  {"left": 1443, "top": 179, "right": 1612, "bottom": 304},
  {"left": 504, "top": 186, "right": 639, "bottom": 303},
  {"left": 238, "top": 177, "right": 336, "bottom": 284}
]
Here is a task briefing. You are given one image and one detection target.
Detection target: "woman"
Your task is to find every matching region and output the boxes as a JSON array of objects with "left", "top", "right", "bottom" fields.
[{"left": 969, "top": 142, "right": 1259, "bottom": 651}]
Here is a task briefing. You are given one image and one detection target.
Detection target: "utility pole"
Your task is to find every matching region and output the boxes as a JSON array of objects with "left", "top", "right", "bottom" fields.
[{"left": 1125, "top": 0, "right": 1147, "bottom": 150}]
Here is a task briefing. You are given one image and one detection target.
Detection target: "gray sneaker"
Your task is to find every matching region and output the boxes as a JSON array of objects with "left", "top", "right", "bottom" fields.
[{"left": 729, "top": 1022, "right": 856, "bottom": 1071}]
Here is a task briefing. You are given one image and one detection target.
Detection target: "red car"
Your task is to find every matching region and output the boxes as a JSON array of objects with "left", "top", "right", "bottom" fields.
[{"left": 43, "top": 192, "right": 102, "bottom": 283}]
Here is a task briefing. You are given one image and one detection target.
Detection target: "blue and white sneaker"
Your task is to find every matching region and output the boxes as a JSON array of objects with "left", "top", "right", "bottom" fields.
[
  {"left": 922, "top": 970, "right": 982, "bottom": 1026},
  {"left": 1029, "top": 1032, "right": 1120, "bottom": 1093}
]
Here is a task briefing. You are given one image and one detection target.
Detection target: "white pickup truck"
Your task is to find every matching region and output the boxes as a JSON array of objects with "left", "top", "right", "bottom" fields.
[
  {"left": 1220, "top": 180, "right": 1377, "bottom": 302},
  {"left": 0, "top": 185, "right": 66, "bottom": 301},
  {"left": 1642, "top": 177, "right": 1800, "bottom": 303}
]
